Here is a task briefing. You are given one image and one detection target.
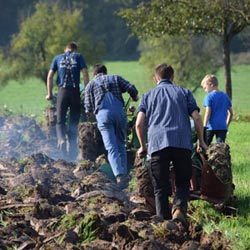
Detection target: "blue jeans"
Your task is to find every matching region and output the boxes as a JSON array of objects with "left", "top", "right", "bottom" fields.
[
  {"left": 96, "top": 107, "right": 127, "bottom": 177},
  {"left": 150, "top": 147, "right": 192, "bottom": 219}
]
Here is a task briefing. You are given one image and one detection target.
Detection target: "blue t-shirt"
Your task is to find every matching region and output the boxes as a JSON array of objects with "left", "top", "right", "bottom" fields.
[
  {"left": 203, "top": 91, "right": 232, "bottom": 130},
  {"left": 138, "top": 79, "right": 200, "bottom": 155},
  {"left": 50, "top": 51, "right": 87, "bottom": 87}
]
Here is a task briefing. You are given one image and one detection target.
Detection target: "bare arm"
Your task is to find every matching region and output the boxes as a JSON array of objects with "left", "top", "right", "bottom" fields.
[
  {"left": 191, "top": 110, "right": 207, "bottom": 150},
  {"left": 203, "top": 106, "right": 211, "bottom": 127},
  {"left": 46, "top": 70, "right": 55, "bottom": 100},
  {"left": 227, "top": 108, "right": 233, "bottom": 127},
  {"left": 82, "top": 68, "right": 89, "bottom": 87},
  {"left": 135, "top": 111, "right": 147, "bottom": 156}
]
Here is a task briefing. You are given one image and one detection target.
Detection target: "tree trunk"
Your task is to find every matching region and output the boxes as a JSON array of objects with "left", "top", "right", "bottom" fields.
[{"left": 223, "top": 35, "right": 232, "bottom": 100}]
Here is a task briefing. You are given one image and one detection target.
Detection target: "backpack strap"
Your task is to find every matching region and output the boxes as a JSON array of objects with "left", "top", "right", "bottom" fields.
[
  {"left": 94, "top": 78, "right": 107, "bottom": 94},
  {"left": 63, "top": 53, "right": 76, "bottom": 88}
]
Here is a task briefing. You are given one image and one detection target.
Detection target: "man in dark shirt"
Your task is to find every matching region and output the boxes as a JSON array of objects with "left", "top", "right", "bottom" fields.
[
  {"left": 84, "top": 64, "right": 138, "bottom": 189},
  {"left": 136, "top": 63, "right": 207, "bottom": 222},
  {"left": 46, "top": 42, "right": 89, "bottom": 161}
]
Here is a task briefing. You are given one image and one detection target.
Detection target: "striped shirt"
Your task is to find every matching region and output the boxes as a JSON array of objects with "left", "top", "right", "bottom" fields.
[
  {"left": 84, "top": 73, "right": 138, "bottom": 114},
  {"left": 138, "top": 79, "right": 200, "bottom": 155}
]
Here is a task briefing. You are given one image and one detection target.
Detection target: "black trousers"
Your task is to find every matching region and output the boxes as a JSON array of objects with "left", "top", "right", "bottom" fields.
[
  {"left": 150, "top": 147, "right": 192, "bottom": 219},
  {"left": 56, "top": 86, "right": 81, "bottom": 160},
  {"left": 206, "top": 130, "right": 227, "bottom": 146}
]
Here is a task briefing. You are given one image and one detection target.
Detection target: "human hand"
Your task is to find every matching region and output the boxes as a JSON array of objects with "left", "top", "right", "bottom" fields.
[
  {"left": 85, "top": 111, "right": 92, "bottom": 117},
  {"left": 45, "top": 94, "right": 53, "bottom": 100},
  {"left": 197, "top": 141, "right": 207, "bottom": 153},
  {"left": 132, "top": 96, "right": 139, "bottom": 102},
  {"left": 128, "top": 105, "right": 136, "bottom": 113},
  {"left": 137, "top": 147, "right": 147, "bottom": 159}
]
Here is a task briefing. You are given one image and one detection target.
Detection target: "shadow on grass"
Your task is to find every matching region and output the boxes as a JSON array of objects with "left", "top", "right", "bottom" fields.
[{"left": 233, "top": 195, "right": 250, "bottom": 217}]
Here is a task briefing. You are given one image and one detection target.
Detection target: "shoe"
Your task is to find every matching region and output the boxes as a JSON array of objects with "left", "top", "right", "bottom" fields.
[
  {"left": 116, "top": 175, "right": 129, "bottom": 190},
  {"left": 172, "top": 209, "right": 188, "bottom": 228}
]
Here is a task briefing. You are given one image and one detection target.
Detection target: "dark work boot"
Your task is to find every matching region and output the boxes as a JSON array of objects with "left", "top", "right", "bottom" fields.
[{"left": 116, "top": 175, "right": 129, "bottom": 190}]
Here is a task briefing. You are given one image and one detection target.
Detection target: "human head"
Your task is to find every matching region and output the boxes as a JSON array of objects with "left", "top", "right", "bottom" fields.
[
  {"left": 201, "top": 74, "right": 218, "bottom": 93},
  {"left": 93, "top": 64, "right": 107, "bottom": 75},
  {"left": 154, "top": 63, "right": 174, "bottom": 83},
  {"left": 65, "top": 42, "right": 78, "bottom": 52}
]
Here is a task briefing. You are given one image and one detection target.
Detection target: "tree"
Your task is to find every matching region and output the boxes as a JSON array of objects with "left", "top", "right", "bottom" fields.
[
  {"left": 138, "top": 34, "right": 219, "bottom": 90},
  {"left": 0, "top": 0, "right": 141, "bottom": 61},
  {"left": 119, "top": 0, "right": 250, "bottom": 99},
  {"left": 0, "top": 2, "right": 104, "bottom": 85}
]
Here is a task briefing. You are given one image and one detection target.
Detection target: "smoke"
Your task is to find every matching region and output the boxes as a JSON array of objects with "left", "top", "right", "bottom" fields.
[{"left": 0, "top": 115, "right": 62, "bottom": 161}]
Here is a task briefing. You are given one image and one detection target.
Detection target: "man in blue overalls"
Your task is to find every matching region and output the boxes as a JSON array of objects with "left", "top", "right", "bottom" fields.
[
  {"left": 84, "top": 64, "right": 138, "bottom": 189},
  {"left": 46, "top": 42, "right": 89, "bottom": 161}
]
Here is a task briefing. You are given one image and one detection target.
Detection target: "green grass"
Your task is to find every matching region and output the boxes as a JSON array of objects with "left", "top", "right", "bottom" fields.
[
  {"left": 0, "top": 63, "right": 249, "bottom": 119},
  {"left": 0, "top": 61, "right": 250, "bottom": 249},
  {"left": 205, "top": 121, "right": 250, "bottom": 249},
  {"left": 105, "top": 61, "right": 154, "bottom": 102},
  {"left": 0, "top": 77, "right": 48, "bottom": 118}
]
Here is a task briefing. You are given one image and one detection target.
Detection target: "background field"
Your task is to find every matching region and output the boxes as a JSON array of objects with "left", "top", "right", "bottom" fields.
[
  {"left": 0, "top": 61, "right": 250, "bottom": 249},
  {"left": 0, "top": 62, "right": 249, "bottom": 119}
]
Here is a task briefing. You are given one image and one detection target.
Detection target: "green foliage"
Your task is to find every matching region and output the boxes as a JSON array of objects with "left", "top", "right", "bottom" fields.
[
  {"left": 78, "top": 212, "right": 101, "bottom": 243},
  {"left": 51, "top": 213, "right": 78, "bottom": 231},
  {"left": 138, "top": 34, "right": 219, "bottom": 89},
  {"left": 1, "top": 2, "right": 104, "bottom": 85},
  {"left": 119, "top": 0, "right": 250, "bottom": 99},
  {"left": 119, "top": 0, "right": 250, "bottom": 38},
  {"left": 1, "top": 0, "right": 141, "bottom": 63},
  {"left": 80, "top": 0, "right": 142, "bottom": 60}
]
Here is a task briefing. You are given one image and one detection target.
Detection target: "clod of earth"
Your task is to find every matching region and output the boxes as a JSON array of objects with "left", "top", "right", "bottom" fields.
[{"left": 0, "top": 115, "right": 232, "bottom": 249}]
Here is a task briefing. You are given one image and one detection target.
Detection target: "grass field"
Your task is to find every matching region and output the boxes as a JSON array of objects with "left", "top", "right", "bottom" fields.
[
  {"left": 0, "top": 62, "right": 250, "bottom": 249},
  {"left": 1, "top": 62, "right": 249, "bottom": 119}
]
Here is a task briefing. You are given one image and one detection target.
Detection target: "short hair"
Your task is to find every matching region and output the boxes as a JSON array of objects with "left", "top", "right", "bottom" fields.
[
  {"left": 66, "top": 42, "right": 78, "bottom": 51},
  {"left": 93, "top": 64, "right": 107, "bottom": 75},
  {"left": 201, "top": 74, "right": 218, "bottom": 87},
  {"left": 155, "top": 63, "right": 174, "bottom": 80}
]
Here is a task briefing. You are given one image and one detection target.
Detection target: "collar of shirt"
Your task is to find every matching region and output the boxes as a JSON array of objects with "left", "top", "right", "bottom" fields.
[
  {"left": 65, "top": 51, "right": 72, "bottom": 56},
  {"left": 157, "top": 79, "right": 173, "bottom": 86},
  {"left": 95, "top": 73, "right": 105, "bottom": 78}
]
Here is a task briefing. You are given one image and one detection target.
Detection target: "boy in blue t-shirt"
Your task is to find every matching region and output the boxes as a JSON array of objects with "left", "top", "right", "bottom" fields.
[{"left": 201, "top": 74, "right": 233, "bottom": 145}]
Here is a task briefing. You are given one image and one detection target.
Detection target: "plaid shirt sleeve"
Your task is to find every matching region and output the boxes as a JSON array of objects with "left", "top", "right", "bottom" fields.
[
  {"left": 117, "top": 76, "right": 138, "bottom": 99},
  {"left": 84, "top": 82, "right": 94, "bottom": 113}
]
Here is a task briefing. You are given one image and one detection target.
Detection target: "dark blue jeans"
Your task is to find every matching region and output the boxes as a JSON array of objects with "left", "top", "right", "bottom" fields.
[
  {"left": 206, "top": 130, "right": 227, "bottom": 146},
  {"left": 150, "top": 147, "right": 192, "bottom": 219}
]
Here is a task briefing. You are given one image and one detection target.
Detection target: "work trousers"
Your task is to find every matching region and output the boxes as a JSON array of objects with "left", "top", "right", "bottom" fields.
[
  {"left": 96, "top": 108, "right": 127, "bottom": 177},
  {"left": 56, "top": 86, "right": 80, "bottom": 160},
  {"left": 96, "top": 92, "right": 127, "bottom": 177},
  {"left": 150, "top": 147, "right": 192, "bottom": 219}
]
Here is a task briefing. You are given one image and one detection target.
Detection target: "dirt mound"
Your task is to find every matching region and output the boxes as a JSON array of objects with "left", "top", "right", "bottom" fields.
[{"left": 0, "top": 115, "right": 232, "bottom": 249}]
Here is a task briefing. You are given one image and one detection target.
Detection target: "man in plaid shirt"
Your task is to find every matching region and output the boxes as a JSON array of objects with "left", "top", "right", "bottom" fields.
[{"left": 84, "top": 64, "right": 138, "bottom": 189}]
